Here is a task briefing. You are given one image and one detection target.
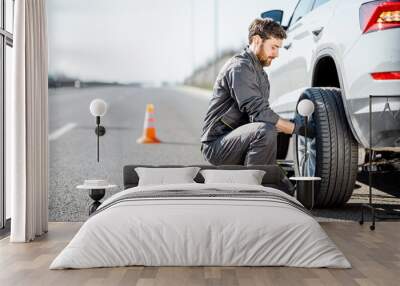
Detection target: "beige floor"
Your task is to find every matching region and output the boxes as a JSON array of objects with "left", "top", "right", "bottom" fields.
[{"left": 0, "top": 222, "right": 399, "bottom": 286}]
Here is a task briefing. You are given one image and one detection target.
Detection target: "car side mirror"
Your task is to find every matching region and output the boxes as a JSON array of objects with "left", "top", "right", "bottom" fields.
[{"left": 260, "top": 10, "right": 287, "bottom": 29}]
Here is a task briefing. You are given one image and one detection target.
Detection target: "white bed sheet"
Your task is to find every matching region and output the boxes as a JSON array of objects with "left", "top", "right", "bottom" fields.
[{"left": 50, "top": 183, "right": 351, "bottom": 269}]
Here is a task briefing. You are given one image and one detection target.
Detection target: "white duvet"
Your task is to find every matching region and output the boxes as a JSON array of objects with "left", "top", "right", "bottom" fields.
[{"left": 50, "top": 183, "right": 351, "bottom": 269}]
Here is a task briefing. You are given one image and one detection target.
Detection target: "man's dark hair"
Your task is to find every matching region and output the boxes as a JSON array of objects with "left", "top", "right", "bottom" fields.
[{"left": 248, "top": 18, "right": 287, "bottom": 44}]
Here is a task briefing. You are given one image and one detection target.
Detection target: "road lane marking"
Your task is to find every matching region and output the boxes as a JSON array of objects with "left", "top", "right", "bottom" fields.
[{"left": 49, "top": 123, "right": 77, "bottom": 141}]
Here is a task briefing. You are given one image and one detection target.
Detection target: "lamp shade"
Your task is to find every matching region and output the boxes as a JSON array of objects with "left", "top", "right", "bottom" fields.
[
  {"left": 297, "top": 99, "right": 315, "bottom": 117},
  {"left": 90, "top": 99, "right": 107, "bottom": 117}
]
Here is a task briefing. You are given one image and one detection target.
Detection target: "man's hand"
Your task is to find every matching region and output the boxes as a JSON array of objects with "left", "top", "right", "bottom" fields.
[
  {"left": 275, "top": 118, "right": 295, "bottom": 134},
  {"left": 290, "top": 118, "right": 316, "bottom": 139},
  {"left": 275, "top": 118, "right": 316, "bottom": 138}
]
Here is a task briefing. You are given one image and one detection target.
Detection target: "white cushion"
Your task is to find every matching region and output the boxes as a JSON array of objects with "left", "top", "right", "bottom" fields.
[
  {"left": 200, "top": 169, "right": 266, "bottom": 185},
  {"left": 135, "top": 167, "right": 201, "bottom": 186}
]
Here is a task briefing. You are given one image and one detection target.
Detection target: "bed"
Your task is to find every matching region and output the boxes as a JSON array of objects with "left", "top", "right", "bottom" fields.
[{"left": 50, "top": 165, "right": 350, "bottom": 269}]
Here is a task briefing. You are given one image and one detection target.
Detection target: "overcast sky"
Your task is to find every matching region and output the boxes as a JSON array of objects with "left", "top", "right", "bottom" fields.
[{"left": 47, "top": 0, "right": 297, "bottom": 83}]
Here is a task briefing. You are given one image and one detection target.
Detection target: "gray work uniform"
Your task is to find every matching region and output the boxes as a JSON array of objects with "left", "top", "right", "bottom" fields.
[{"left": 200, "top": 46, "right": 280, "bottom": 166}]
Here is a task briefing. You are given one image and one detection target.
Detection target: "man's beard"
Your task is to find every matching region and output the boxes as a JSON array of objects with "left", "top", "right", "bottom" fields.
[
  {"left": 256, "top": 52, "right": 272, "bottom": 67},
  {"left": 260, "top": 58, "right": 272, "bottom": 67},
  {"left": 260, "top": 59, "right": 270, "bottom": 66}
]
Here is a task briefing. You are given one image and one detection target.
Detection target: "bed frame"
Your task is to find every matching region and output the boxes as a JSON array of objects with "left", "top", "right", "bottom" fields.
[{"left": 123, "top": 165, "right": 295, "bottom": 195}]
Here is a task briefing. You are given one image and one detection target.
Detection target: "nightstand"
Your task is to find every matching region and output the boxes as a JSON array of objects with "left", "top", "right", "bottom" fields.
[
  {"left": 77, "top": 182, "right": 117, "bottom": 215},
  {"left": 289, "top": 176, "right": 321, "bottom": 210}
]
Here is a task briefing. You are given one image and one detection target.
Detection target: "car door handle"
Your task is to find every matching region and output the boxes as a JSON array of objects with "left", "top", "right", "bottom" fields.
[
  {"left": 284, "top": 42, "right": 292, "bottom": 50},
  {"left": 312, "top": 26, "right": 324, "bottom": 37}
]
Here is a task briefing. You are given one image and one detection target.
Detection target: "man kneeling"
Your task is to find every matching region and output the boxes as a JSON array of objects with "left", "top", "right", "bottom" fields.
[{"left": 200, "top": 18, "right": 311, "bottom": 166}]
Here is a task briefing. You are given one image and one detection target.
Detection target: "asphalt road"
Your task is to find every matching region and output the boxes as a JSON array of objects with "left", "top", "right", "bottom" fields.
[
  {"left": 49, "top": 85, "right": 211, "bottom": 221},
  {"left": 49, "top": 85, "right": 399, "bottom": 222}
]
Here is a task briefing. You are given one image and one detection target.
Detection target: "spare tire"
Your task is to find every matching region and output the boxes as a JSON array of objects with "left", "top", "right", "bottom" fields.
[{"left": 293, "top": 88, "right": 359, "bottom": 207}]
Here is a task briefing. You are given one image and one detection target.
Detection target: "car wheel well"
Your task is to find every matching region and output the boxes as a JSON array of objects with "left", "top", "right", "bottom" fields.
[{"left": 312, "top": 56, "right": 340, "bottom": 88}]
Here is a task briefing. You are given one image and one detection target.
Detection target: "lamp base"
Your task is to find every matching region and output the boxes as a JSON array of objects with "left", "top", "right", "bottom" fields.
[{"left": 88, "top": 189, "right": 105, "bottom": 215}]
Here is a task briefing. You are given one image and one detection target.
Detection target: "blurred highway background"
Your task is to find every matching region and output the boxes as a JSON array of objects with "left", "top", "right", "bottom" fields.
[
  {"left": 47, "top": 0, "right": 399, "bottom": 222},
  {"left": 48, "top": 85, "right": 399, "bottom": 222}
]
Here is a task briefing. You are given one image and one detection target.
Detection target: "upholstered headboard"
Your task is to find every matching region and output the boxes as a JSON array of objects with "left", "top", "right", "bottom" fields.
[{"left": 123, "top": 165, "right": 295, "bottom": 195}]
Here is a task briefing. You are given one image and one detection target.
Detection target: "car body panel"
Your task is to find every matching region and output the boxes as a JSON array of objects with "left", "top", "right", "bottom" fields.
[{"left": 267, "top": 0, "right": 400, "bottom": 149}]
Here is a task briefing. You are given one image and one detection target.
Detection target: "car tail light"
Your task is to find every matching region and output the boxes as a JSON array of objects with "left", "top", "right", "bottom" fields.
[
  {"left": 371, "top": 71, "right": 400, "bottom": 80},
  {"left": 360, "top": 0, "right": 400, "bottom": 33}
]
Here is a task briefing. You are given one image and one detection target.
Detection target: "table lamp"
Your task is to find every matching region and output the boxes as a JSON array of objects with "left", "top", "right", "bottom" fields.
[
  {"left": 89, "top": 99, "right": 107, "bottom": 162},
  {"left": 297, "top": 99, "right": 315, "bottom": 176}
]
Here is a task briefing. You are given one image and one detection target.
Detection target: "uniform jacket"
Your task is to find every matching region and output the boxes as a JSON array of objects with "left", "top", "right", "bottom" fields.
[{"left": 201, "top": 46, "right": 280, "bottom": 143}]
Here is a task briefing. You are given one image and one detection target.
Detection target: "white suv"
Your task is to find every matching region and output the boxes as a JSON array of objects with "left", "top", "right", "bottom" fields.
[{"left": 262, "top": 0, "right": 400, "bottom": 207}]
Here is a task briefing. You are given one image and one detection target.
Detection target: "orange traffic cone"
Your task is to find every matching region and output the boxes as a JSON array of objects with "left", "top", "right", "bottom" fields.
[{"left": 137, "top": 104, "right": 161, "bottom": 144}]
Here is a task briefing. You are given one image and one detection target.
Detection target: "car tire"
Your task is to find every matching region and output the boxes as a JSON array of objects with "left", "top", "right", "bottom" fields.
[{"left": 293, "top": 87, "right": 359, "bottom": 207}]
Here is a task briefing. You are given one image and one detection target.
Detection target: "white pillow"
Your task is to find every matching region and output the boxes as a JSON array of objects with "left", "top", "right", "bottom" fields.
[
  {"left": 200, "top": 169, "right": 266, "bottom": 185},
  {"left": 135, "top": 167, "right": 201, "bottom": 186}
]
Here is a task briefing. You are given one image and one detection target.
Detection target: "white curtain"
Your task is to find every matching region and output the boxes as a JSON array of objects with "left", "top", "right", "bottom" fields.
[{"left": 8, "top": 0, "right": 49, "bottom": 242}]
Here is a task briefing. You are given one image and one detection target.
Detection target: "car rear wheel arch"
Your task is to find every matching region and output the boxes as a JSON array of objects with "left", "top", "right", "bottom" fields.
[
  {"left": 312, "top": 55, "right": 340, "bottom": 88},
  {"left": 311, "top": 51, "right": 362, "bottom": 147}
]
